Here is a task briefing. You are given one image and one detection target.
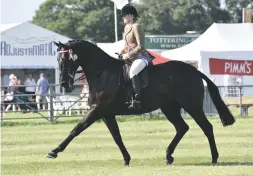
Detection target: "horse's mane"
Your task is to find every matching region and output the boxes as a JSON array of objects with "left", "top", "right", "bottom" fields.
[{"left": 66, "top": 39, "right": 122, "bottom": 63}]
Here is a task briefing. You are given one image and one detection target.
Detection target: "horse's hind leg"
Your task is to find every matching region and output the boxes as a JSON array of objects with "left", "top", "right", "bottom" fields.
[
  {"left": 184, "top": 106, "right": 219, "bottom": 164},
  {"left": 161, "top": 102, "right": 189, "bottom": 165}
]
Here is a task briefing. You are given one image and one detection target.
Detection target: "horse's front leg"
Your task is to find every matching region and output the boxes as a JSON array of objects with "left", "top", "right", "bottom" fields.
[
  {"left": 103, "top": 115, "right": 131, "bottom": 166},
  {"left": 47, "top": 105, "right": 101, "bottom": 159}
]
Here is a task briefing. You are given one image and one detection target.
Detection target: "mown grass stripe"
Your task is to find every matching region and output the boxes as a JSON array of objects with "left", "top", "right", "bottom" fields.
[{"left": 2, "top": 117, "right": 253, "bottom": 176}]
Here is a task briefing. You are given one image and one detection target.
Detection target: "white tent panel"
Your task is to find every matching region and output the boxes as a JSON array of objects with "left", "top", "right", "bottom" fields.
[
  {"left": 1, "top": 57, "right": 57, "bottom": 69},
  {"left": 161, "top": 23, "right": 253, "bottom": 62},
  {"left": 1, "top": 21, "right": 71, "bottom": 69},
  {"left": 97, "top": 40, "right": 125, "bottom": 58}
]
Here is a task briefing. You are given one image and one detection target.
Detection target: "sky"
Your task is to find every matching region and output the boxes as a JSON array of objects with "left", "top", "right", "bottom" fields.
[
  {"left": 1, "top": 0, "right": 46, "bottom": 24},
  {"left": 0, "top": 0, "right": 226, "bottom": 24}
]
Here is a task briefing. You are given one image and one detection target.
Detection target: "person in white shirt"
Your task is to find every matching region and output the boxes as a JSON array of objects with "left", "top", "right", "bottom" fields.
[{"left": 24, "top": 74, "right": 36, "bottom": 101}]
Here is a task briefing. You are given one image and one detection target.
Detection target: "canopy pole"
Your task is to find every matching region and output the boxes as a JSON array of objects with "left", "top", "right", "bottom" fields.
[{"left": 114, "top": 3, "right": 118, "bottom": 42}]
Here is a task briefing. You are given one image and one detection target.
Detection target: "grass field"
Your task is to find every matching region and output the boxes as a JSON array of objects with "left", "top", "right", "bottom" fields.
[{"left": 1, "top": 116, "right": 253, "bottom": 176}]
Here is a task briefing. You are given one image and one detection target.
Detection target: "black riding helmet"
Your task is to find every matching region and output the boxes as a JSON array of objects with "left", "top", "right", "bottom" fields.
[{"left": 121, "top": 4, "right": 139, "bottom": 18}]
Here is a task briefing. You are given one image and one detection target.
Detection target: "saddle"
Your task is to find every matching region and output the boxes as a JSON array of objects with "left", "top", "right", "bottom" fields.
[
  {"left": 118, "top": 51, "right": 167, "bottom": 105},
  {"left": 120, "top": 61, "right": 153, "bottom": 104},
  {"left": 120, "top": 51, "right": 155, "bottom": 86}
]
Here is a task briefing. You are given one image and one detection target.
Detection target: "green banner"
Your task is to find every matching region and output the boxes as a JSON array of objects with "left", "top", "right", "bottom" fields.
[{"left": 145, "top": 35, "right": 199, "bottom": 50}]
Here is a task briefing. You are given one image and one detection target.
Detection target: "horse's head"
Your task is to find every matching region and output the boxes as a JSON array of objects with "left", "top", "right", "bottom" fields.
[
  {"left": 54, "top": 41, "right": 80, "bottom": 93},
  {"left": 54, "top": 39, "right": 122, "bottom": 92}
]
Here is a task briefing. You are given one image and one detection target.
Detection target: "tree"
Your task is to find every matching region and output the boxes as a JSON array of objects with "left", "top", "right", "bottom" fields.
[
  {"left": 225, "top": 0, "right": 252, "bottom": 22},
  {"left": 33, "top": 0, "right": 124, "bottom": 42},
  {"left": 172, "top": 0, "right": 231, "bottom": 33},
  {"left": 33, "top": 0, "right": 233, "bottom": 42},
  {"left": 134, "top": 0, "right": 231, "bottom": 34}
]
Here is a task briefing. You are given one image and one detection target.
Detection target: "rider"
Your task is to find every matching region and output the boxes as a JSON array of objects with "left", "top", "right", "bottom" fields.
[{"left": 119, "top": 4, "right": 153, "bottom": 109}]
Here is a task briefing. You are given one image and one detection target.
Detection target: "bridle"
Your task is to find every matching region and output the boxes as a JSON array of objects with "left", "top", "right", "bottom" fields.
[
  {"left": 58, "top": 49, "right": 86, "bottom": 81},
  {"left": 57, "top": 46, "right": 116, "bottom": 82}
]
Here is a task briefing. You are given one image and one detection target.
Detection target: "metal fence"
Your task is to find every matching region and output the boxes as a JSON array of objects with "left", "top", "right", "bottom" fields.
[
  {"left": 1, "top": 84, "right": 253, "bottom": 122},
  {"left": 1, "top": 83, "right": 89, "bottom": 122},
  {"left": 149, "top": 85, "right": 253, "bottom": 117}
]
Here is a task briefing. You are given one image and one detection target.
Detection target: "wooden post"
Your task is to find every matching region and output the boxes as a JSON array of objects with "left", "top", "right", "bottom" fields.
[{"left": 239, "top": 86, "right": 243, "bottom": 116}]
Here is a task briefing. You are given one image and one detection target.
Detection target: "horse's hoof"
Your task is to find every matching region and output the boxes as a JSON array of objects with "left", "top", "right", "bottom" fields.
[
  {"left": 166, "top": 156, "right": 174, "bottom": 165},
  {"left": 46, "top": 151, "right": 58, "bottom": 159},
  {"left": 124, "top": 159, "right": 130, "bottom": 166},
  {"left": 212, "top": 159, "right": 218, "bottom": 165},
  {"left": 124, "top": 157, "right": 131, "bottom": 166}
]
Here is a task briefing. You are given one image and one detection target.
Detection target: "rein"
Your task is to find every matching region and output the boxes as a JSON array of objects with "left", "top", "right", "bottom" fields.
[
  {"left": 75, "top": 70, "right": 86, "bottom": 81},
  {"left": 58, "top": 48, "right": 123, "bottom": 83}
]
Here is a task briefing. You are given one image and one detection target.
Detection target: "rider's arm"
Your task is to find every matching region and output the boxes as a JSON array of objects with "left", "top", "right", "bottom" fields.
[{"left": 128, "top": 23, "right": 145, "bottom": 60}]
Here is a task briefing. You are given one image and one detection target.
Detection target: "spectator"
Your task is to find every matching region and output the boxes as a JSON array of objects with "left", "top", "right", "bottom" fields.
[
  {"left": 5, "top": 74, "right": 21, "bottom": 112},
  {"left": 16, "top": 76, "right": 23, "bottom": 92},
  {"left": 1, "top": 89, "right": 5, "bottom": 116},
  {"left": 35, "top": 73, "right": 49, "bottom": 111},
  {"left": 1, "top": 78, "right": 5, "bottom": 116},
  {"left": 24, "top": 74, "right": 36, "bottom": 101},
  {"left": 80, "top": 84, "right": 89, "bottom": 98},
  {"left": 80, "top": 84, "right": 90, "bottom": 110}
]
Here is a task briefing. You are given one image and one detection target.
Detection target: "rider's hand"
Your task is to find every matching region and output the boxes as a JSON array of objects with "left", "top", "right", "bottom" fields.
[
  {"left": 122, "top": 53, "right": 130, "bottom": 60},
  {"left": 115, "top": 52, "right": 123, "bottom": 60},
  {"left": 118, "top": 54, "right": 123, "bottom": 60}
]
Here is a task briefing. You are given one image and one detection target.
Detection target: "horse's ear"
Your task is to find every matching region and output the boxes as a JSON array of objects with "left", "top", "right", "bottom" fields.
[
  {"left": 58, "top": 41, "right": 67, "bottom": 48},
  {"left": 53, "top": 41, "right": 60, "bottom": 47}
]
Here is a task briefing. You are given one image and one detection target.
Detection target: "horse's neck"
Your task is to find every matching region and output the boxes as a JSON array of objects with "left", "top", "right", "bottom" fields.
[
  {"left": 79, "top": 46, "right": 123, "bottom": 89},
  {"left": 80, "top": 59, "right": 122, "bottom": 91},
  {"left": 82, "top": 51, "right": 122, "bottom": 75}
]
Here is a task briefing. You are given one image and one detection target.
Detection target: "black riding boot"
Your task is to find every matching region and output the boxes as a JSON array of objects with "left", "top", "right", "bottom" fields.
[{"left": 128, "top": 75, "right": 141, "bottom": 109}]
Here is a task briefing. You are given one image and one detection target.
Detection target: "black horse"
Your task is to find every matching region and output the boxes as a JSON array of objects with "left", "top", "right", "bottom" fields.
[{"left": 47, "top": 40, "right": 235, "bottom": 165}]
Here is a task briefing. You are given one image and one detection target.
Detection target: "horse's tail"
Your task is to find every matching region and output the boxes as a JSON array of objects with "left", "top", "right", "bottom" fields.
[{"left": 199, "top": 71, "right": 235, "bottom": 126}]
